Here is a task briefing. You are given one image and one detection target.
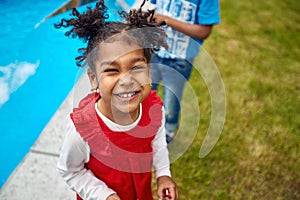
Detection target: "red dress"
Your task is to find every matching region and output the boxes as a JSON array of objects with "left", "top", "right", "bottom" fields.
[{"left": 71, "top": 91, "right": 163, "bottom": 200}]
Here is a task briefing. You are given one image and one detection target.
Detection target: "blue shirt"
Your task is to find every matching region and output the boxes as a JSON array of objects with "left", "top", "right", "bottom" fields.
[{"left": 150, "top": 0, "right": 220, "bottom": 59}]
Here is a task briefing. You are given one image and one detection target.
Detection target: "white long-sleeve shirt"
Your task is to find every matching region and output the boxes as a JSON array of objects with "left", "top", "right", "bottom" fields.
[{"left": 57, "top": 103, "right": 171, "bottom": 200}]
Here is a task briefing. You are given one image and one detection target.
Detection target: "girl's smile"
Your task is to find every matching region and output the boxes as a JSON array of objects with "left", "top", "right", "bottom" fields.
[{"left": 113, "top": 90, "right": 141, "bottom": 101}]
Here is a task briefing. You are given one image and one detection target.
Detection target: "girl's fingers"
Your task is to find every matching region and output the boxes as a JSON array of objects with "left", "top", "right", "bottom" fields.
[
  {"left": 168, "top": 187, "right": 177, "bottom": 200},
  {"left": 157, "top": 187, "right": 164, "bottom": 200}
]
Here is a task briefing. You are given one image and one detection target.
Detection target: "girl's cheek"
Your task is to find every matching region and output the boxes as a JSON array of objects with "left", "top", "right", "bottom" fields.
[{"left": 135, "top": 71, "right": 151, "bottom": 85}]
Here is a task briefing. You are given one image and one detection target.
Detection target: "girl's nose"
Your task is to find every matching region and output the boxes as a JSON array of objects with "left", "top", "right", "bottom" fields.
[{"left": 119, "top": 71, "right": 134, "bottom": 86}]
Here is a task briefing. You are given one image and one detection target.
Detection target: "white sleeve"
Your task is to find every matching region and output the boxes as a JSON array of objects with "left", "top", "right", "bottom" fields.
[
  {"left": 152, "top": 108, "right": 172, "bottom": 179},
  {"left": 57, "top": 119, "right": 115, "bottom": 200}
]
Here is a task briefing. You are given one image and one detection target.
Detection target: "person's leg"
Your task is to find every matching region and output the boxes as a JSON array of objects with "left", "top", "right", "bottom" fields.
[
  {"left": 160, "top": 58, "right": 193, "bottom": 142},
  {"left": 150, "top": 55, "right": 163, "bottom": 90}
]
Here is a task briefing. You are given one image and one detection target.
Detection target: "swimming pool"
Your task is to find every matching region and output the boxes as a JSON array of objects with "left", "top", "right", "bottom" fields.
[
  {"left": 0, "top": 0, "right": 125, "bottom": 188},
  {"left": 0, "top": 0, "right": 75, "bottom": 187}
]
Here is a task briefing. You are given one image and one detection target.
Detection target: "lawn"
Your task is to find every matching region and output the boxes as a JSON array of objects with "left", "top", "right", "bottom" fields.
[{"left": 157, "top": 0, "right": 300, "bottom": 199}]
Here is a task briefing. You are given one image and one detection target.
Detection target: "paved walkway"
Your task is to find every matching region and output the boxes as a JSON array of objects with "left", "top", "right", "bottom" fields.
[
  {"left": 0, "top": 90, "right": 76, "bottom": 199},
  {"left": 0, "top": 47, "right": 96, "bottom": 199},
  {"left": 0, "top": 1, "right": 133, "bottom": 199}
]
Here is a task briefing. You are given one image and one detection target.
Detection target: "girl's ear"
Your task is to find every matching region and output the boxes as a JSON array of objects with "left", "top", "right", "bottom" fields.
[{"left": 87, "top": 68, "right": 99, "bottom": 91}]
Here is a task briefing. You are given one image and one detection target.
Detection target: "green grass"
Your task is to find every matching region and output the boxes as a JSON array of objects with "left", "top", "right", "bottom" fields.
[{"left": 154, "top": 0, "right": 300, "bottom": 199}]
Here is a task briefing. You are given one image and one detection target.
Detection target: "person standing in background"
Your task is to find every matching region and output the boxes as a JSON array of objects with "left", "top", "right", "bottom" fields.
[{"left": 135, "top": 0, "right": 220, "bottom": 143}]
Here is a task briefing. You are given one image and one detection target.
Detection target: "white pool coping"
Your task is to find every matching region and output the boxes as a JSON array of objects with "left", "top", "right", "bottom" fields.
[
  {"left": 0, "top": 1, "right": 134, "bottom": 199},
  {"left": 0, "top": 88, "right": 75, "bottom": 199},
  {"left": 0, "top": 72, "right": 93, "bottom": 199}
]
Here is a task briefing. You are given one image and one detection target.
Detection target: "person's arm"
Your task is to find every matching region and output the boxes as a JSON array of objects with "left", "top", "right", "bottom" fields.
[
  {"left": 152, "top": 108, "right": 171, "bottom": 178},
  {"left": 152, "top": 108, "right": 178, "bottom": 200},
  {"left": 57, "top": 120, "right": 118, "bottom": 200},
  {"left": 153, "top": 13, "right": 213, "bottom": 40}
]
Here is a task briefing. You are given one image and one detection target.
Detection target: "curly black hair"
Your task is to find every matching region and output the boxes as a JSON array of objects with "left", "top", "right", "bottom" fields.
[{"left": 54, "top": 0, "right": 168, "bottom": 68}]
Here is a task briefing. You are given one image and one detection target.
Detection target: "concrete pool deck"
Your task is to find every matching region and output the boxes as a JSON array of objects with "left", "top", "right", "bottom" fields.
[
  {"left": 0, "top": 2, "right": 133, "bottom": 199},
  {"left": 0, "top": 90, "right": 76, "bottom": 199}
]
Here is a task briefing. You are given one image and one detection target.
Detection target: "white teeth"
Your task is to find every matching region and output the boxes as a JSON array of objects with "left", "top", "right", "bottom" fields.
[{"left": 118, "top": 92, "right": 135, "bottom": 98}]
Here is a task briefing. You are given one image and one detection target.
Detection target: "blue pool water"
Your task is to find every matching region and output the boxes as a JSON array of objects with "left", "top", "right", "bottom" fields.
[{"left": 0, "top": 0, "right": 124, "bottom": 188}]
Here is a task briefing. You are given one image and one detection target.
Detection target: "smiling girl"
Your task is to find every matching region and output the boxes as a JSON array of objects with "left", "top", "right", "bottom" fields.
[{"left": 54, "top": 0, "right": 178, "bottom": 200}]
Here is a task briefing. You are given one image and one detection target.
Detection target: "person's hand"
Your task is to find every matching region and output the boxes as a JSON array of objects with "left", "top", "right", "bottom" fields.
[
  {"left": 106, "top": 193, "right": 121, "bottom": 200},
  {"left": 153, "top": 13, "right": 168, "bottom": 25},
  {"left": 157, "top": 176, "right": 178, "bottom": 200}
]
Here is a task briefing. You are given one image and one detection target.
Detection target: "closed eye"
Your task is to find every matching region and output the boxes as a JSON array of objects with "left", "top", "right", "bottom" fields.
[
  {"left": 103, "top": 68, "right": 119, "bottom": 73},
  {"left": 132, "top": 65, "right": 147, "bottom": 71}
]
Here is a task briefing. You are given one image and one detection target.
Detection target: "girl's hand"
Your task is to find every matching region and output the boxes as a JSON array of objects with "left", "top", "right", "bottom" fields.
[
  {"left": 106, "top": 193, "right": 121, "bottom": 200},
  {"left": 157, "top": 176, "right": 178, "bottom": 200}
]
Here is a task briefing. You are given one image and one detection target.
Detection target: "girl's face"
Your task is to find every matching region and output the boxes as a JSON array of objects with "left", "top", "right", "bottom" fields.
[{"left": 89, "top": 40, "right": 151, "bottom": 124}]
